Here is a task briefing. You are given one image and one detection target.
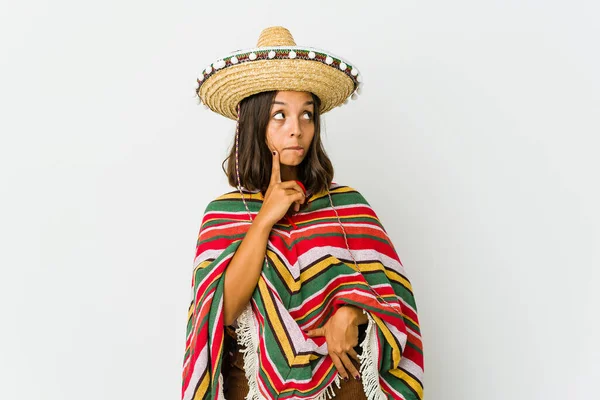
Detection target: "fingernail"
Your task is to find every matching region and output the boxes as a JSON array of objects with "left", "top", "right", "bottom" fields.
[
  {"left": 272, "top": 151, "right": 276, "bottom": 155},
  {"left": 343, "top": 377, "right": 348, "bottom": 381},
  {"left": 354, "top": 374, "right": 360, "bottom": 380}
]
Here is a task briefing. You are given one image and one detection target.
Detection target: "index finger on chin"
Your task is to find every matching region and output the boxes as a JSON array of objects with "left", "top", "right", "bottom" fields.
[{"left": 270, "top": 150, "right": 281, "bottom": 184}]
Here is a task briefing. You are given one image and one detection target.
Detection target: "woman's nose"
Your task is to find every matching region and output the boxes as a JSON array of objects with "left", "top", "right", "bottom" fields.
[{"left": 290, "top": 119, "right": 302, "bottom": 137}]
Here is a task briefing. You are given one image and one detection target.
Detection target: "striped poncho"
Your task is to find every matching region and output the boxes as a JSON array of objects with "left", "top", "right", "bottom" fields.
[{"left": 182, "top": 183, "right": 424, "bottom": 400}]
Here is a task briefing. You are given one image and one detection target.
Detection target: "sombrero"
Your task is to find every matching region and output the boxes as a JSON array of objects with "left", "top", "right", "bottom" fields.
[{"left": 196, "top": 26, "right": 363, "bottom": 120}]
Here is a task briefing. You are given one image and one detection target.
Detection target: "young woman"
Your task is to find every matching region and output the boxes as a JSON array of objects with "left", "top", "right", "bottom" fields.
[{"left": 182, "top": 27, "right": 424, "bottom": 400}]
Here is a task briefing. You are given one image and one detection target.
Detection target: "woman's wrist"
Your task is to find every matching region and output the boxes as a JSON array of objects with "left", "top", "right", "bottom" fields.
[{"left": 253, "top": 213, "right": 275, "bottom": 232}]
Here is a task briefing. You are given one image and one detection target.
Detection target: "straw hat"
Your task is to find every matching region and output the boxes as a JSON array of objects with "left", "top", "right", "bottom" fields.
[{"left": 196, "top": 26, "right": 362, "bottom": 120}]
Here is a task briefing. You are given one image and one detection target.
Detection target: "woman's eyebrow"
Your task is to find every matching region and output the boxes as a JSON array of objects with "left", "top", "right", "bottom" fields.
[{"left": 272, "top": 100, "right": 314, "bottom": 106}]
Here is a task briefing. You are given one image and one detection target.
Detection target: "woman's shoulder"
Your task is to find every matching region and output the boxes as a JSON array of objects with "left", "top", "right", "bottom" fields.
[
  {"left": 214, "top": 187, "right": 261, "bottom": 201},
  {"left": 319, "top": 182, "right": 372, "bottom": 207},
  {"left": 327, "top": 183, "right": 388, "bottom": 229},
  {"left": 199, "top": 187, "right": 262, "bottom": 214}
]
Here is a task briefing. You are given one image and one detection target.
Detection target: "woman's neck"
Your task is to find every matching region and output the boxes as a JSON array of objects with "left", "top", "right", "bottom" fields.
[{"left": 280, "top": 165, "right": 298, "bottom": 182}]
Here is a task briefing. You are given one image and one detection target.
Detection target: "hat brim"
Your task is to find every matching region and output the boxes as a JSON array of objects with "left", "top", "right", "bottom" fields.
[{"left": 197, "top": 48, "right": 359, "bottom": 120}]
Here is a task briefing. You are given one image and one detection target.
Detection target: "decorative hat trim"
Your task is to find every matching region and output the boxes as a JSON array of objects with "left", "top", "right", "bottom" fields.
[{"left": 197, "top": 46, "right": 362, "bottom": 93}]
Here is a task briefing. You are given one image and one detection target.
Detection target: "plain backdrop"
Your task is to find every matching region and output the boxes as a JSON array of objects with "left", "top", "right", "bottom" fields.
[{"left": 1, "top": 1, "right": 598, "bottom": 399}]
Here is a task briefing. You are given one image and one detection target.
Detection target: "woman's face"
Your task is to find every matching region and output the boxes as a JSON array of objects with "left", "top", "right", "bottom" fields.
[{"left": 265, "top": 91, "right": 315, "bottom": 166}]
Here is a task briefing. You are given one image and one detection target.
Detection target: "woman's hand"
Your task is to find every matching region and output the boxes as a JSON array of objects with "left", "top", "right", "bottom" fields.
[
  {"left": 306, "top": 305, "right": 367, "bottom": 380},
  {"left": 256, "top": 150, "right": 306, "bottom": 227}
]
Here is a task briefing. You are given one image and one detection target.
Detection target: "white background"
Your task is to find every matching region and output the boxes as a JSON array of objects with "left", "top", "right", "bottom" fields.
[{"left": 1, "top": 1, "right": 598, "bottom": 399}]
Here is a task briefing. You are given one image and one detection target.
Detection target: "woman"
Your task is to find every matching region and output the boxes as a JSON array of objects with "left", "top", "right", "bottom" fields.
[{"left": 182, "top": 26, "right": 424, "bottom": 400}]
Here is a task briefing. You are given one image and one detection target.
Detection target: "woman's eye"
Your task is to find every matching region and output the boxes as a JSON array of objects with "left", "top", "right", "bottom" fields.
[{"left": 273, "top": 111, "right": 312, "bottom": 120}]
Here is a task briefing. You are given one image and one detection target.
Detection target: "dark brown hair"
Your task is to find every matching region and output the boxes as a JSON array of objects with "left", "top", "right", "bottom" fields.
[{"left": 221, "top": 91, "right": 334, "bottom": 195}]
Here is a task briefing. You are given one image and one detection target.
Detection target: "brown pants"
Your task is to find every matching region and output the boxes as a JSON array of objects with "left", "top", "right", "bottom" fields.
[{"left": 222, "top": 337, "right": 367, "bottom": 400}]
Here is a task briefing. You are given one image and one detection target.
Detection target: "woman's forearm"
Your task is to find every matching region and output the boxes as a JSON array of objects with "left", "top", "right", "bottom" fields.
[{"left": 222, "top": 214, "right": 273, "bottom": 326}]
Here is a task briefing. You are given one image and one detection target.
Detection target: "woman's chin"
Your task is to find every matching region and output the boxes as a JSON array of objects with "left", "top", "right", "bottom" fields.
[{"left": 280, "top": 157, "right": 304, "bottom": 166}]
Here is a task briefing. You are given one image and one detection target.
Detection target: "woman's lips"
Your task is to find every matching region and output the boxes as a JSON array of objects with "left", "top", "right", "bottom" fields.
[{"left": 285, "top": 147, "right": 304, "bottom": 155}]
